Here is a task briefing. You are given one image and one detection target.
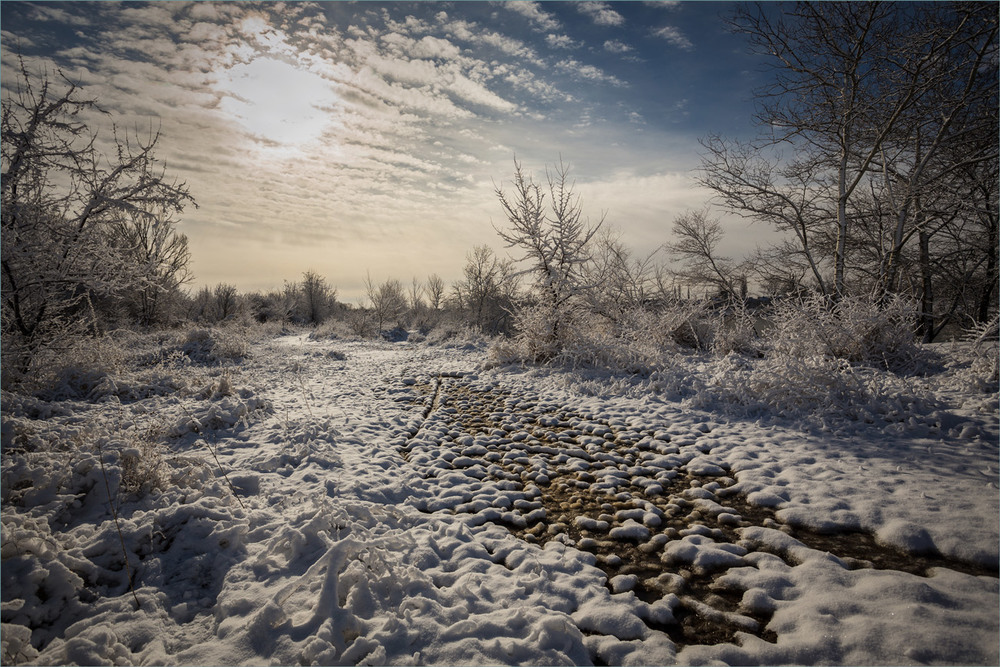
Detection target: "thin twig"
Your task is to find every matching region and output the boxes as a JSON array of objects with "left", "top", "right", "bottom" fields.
[
  {"left": 294, "top": 363, "right": 316, "bottom": 419},
  {"left": 180, "top": 403, "right": 247, "bottom": 511},
  {"left": 97, "top": 444, "right": 141, "bottom": 610}
]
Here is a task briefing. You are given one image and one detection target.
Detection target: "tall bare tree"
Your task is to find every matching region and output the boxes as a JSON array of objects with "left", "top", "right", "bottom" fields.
[
  {"left": 364, "top": 272, "right": 407, "bottom": 333},
  {"left": 586, "top": 227, "right": 658, "bottom": 323},
  {"left": 1, "top": 60, "right": 194, "bottom": 380},
  {"left": 424, "top": 273, "right": 445, "bottom": 311},
  {"left": 703, "top": 1, "right": 997, "bottom": 316}
]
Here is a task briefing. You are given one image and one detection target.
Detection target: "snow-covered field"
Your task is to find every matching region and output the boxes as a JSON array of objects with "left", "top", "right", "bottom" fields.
[{"left": 2, "top": 328, "right": 998, "bottom": 665}]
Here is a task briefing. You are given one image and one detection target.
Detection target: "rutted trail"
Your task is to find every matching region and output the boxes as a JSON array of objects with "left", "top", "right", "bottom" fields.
[
  {"left": 4, "top": 334, "right": 997, "bottom": 666},
  {"left": 397, "top": 373, "right": 996, "bottom": 651}
]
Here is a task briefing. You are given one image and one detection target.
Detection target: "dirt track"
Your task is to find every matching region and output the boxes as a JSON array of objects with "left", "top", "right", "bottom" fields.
[{"left": 398, "top": 373, "right": 997, "bottom": 649}]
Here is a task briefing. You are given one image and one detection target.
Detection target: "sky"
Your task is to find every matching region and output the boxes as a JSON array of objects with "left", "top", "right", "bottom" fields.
[{"left": 1, "top": 1, "right": 773, "bottom": 302}]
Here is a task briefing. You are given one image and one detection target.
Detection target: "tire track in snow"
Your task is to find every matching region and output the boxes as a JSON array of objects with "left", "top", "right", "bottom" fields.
[{"left": 396, "top": 373, "right": 996, "bottom": 653}]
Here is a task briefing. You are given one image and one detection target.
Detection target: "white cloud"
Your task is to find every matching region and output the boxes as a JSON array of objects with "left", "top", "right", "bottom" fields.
[
  {"left": 411, "top": 35, "right": 462, "bottom": 60},
  {"left": 652, "top": 25, "right": 693, "bottom": 50},
  {"left": 5, "top": 1, "right": 724, "bottom": 302},
  {"left": 603, "top": 39, "right": 632, "bottom": 54},
  {"left": 556, "top": 58, "right": 626, "bottom": 87},
  {"left": 577, "top": 2, "right": 625, "bottom": 27},
  {"left": 546, "top": 34, "right": 581, "bottom": 50},
  {"left": 502, "top": 2, "right": 561, "bottom": 31}
]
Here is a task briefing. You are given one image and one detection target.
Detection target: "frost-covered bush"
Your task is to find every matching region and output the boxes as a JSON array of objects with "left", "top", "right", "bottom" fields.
[
  {"left": 309, "top": 319, "right": 353, "bottom": 341},
  {"left": 766, "top": 294, "right": 922, "bottom": 370},
  {"left": 424, "top": 322, "right": 486, "bottom": 349},
  {"left": 945, "top": 316, "right": 1000, "bottom": 395},
  {"left": 710, "top": 302, "right": 762, "bottom": 357},
  {"left": 494, "top": 303, "right": 563, "bottom": 363},
  {"left": 490, "top": 305, "right": 669, "bottom": 374},
  {"left": 697, "top": 353, "right": 938, "bottom": 426},
  {"left": 181, "top": 327, "right": 250, "bottom": 364}
]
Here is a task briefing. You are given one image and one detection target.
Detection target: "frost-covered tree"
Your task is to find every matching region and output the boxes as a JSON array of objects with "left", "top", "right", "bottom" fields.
[
  {"left": 453, "top": 245, "right": 518, "bottom": 335},
  {"left": 425, "top": 273, "right": 445, "bottom": 311},
  {"left": 665, "top": 209, "right": 746, "bottom": 302},
  {"left": 107, "top": 204, "right": 191, "bottom": 326},
  {"left": 213, "top": 284, "right": 238, "bottom": 322},
  {"left": 703, "top": 1, "right": 997, "bottom": 313},
  {"left": 494, "top": 158, "right": 603, "bottom": 354},
  {"left": 1, "top": 61, "right": 193, "bottom": 381},
  {"left": 299, "top": 270, "right": 335, "bottom": 324},
  {"left": 364, "top": 272, "right": 407, "bottom": 333}
]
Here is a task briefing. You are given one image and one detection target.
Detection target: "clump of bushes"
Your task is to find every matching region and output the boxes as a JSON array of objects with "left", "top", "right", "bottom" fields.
[{"left": 766, "top": 294, "right": 923, "bottom": 371}]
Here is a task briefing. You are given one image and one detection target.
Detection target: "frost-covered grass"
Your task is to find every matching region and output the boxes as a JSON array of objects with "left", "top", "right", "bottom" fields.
[{"left": 1, "top": 324, "right": 997, "bottom": 665}]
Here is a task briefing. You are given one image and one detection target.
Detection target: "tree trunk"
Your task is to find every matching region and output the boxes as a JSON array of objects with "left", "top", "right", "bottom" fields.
[{"left": 918, "top": 227, "right": 935, "bottom": 343}]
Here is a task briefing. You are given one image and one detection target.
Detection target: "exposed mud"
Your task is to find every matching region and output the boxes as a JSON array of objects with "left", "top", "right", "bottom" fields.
[{"left": 397, "top": 374, "right": 995, "bottom": 652}]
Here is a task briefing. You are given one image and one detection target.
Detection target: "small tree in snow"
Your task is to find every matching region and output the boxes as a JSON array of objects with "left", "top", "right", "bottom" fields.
[
  {"left": 453, "top": 245, "right": 518, "bottom": 335},
  {"left": 299, "top": 270, "right": 336, "bottom": 324},
  {"left": 494, "top": 157, "right": 603, "bottom": 357},
  {"left": 425, "top": 273, "right": 446, "bottom": 311},
  {"left": 364, "top": 272, "right": 407, "bottom": 333}
]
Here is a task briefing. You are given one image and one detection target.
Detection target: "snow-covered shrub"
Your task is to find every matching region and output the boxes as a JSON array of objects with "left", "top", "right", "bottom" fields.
[
  {"left": 381, "top": 326, "right": 409, "bottom": 342},
  {"left": 710, "top": 302, "right": 762, "bottom": 357},
  {"left": 946, "top": 316, "right": 1000, "bottom": 395},
  {"left": 653, "top": 300, "right": 719, "bottom": 351},
  {"left": 309, "top": 319, "right": 351, "bottom": 341},
  {"left": 496, "top": 303, "right": 562, "bottom": 363},
  {"left": 767, "top": 294, "right": 922, "bottom": 370},
  {"left": 490, "top": 305, "right": 669, "bottom": 374},
  {"left": 181, "top": 327, "right": 250, "bottom": 364},
  {"left": 424, "top": 321, "right": 486, "bottom": 349},
  {"left": 117, "top": 436, "right": 165, "bottom": 497},
  {"left": 700, "top": 353, "right": 937, "bottom": 425}
]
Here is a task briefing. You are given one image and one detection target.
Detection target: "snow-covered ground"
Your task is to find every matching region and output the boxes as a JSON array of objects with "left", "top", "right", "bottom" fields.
[{"left": 2, "top": 328, "right": 997, "bottom": 665}]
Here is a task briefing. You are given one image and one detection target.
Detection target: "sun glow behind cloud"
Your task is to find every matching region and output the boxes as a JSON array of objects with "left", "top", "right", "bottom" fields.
[{"left": 215, "top": 57, "right": 339, "bottom": 149}]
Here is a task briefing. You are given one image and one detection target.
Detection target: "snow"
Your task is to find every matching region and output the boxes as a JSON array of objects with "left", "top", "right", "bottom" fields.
[{"left": 1, "top": 329, "right": 998, "bottom": 665}]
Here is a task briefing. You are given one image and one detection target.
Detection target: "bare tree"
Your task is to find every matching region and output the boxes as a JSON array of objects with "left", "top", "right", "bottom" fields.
[
  {"left": 409, "top": 277, "right": 424, "bottom": 312},
  {"left": 707, "top": 2, "right": 997, "bottom": 307},
  {"left": 730, "top": 2, "right": 909, "bottom": 299},
  {"left": 425, "top": 273, "right": 446, "bottom": 310},
  {"left": 213, "top": 283, "right": 238, "bottom": 321},
  {"left": 664, "top": 209, "right": 747, "bottom": 301},
  {"left": 364, "top": 272, "right": 407, "bottom": 333},
  {"left": 1, "top": 60, "right": 193, "bottom": 380},
  {"left": 699, "top": 136, "right": 832, "bottom": 295},
  {"left": 586, "top": 227, "right": 658, "bottom": 322},
  {"left": 453, "top": 245, "right": 518, "bottom": 334},
  {"left": 494, "top": 157, "right": 603, "bottom": 351},
  {"left": 108, "top": 204, "right": 191, "bottom": 326}
]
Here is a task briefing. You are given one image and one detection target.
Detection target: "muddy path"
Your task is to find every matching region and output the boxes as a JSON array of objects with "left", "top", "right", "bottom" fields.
[{"left": 395, "top": 373, "right": 995, "bottom": 651}]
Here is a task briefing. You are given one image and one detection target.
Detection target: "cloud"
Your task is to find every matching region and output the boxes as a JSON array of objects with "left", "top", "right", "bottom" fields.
[
  {"left": 502, "top": 2, "right": 561, "bottom": 31},
  {"left": 556, "top": 58, "right": 626, "bottom": 87},
  {"left": 546, "top": 34, "right": 582, "bottom": 50},
  {"left": 652, "top": 25, "right": 693, "bottom": 50},
  {"left": 577, "top": 2, "right": 625, "bottom": 27},
  {"left": 411, "top": 35, "right": 462, "bottom": 60},
  {"left": 2, "top": 0, "right": 724, "bottom": 302},
  {"left": 603, "top": 39, "right": 632, "bottom": 54}
]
